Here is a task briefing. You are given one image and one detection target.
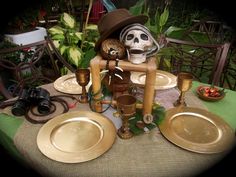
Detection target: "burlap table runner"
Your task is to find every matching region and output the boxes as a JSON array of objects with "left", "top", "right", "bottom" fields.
[
  {"left": 136, "top": 87, "right": 208, "bottom": 110},
  {"left": 13, "top": 85, "right": 227, "bottom": 177}
]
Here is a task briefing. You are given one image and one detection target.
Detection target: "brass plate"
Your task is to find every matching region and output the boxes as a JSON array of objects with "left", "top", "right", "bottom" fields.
[
  {"left": 53, "top": 74, "right": 91, "bottom": 94},
  {"left": 159, "top": 107, "right": 235, "bottom": 154},
  {"left": 37, "top": 111, "right": 116, "bottom": 163},
  {"left": 130, "top": 70, "right": 177, "bottom": 90}
]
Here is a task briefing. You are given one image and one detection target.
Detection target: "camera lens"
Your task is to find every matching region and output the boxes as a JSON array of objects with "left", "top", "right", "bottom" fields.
[
  {"left": 11, "top": 89, "right": 29, "bottom": 116},
  {"left": 36, "top": 88, "right": 51, "bottom": 115},
  {"left": 11, "top": 101, "right": 28, "bottom": 116},
  {"left": 38, "top": 99, "right": 51, "bottom": 114}
]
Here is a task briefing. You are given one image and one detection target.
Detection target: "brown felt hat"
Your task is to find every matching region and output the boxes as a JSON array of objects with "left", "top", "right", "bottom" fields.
[{"left": 95, "top": 8, "right": 148, "bottom": 51}]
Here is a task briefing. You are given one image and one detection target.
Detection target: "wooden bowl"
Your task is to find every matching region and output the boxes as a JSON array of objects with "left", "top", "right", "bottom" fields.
[{"left": 196, "top": 86, "right": 225, "bottom": 102}]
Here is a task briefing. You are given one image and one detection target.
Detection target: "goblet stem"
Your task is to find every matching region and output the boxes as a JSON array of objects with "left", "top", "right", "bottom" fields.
[
  {"left": 123, "top": 117, "right": 129, "bottom": 131},
  {"left": 118, "top": 115, "right": 133, "bottom": 139},
  {"left": 179, "top": 91, "right": 186, "bottom": 105},
  {"left": 174, "top": 72, "right": 193, "bottom": 107},
  {"left": 116, "top": 94, "right": 136, "bottom": 139},
  {"left": 80, "top": 86, "right": 88, "bottom": 103},
  {"left": 174, "top": 91, "right": 187, "bottom": 107}
]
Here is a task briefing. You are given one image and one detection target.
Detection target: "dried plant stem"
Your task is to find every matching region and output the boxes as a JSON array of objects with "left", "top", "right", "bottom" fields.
[{"left": 83, "top": 0, "right": 93, "bottom": 36}]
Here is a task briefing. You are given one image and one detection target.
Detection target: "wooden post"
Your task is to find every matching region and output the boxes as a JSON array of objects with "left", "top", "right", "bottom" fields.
[
  {"left": 90, "top": 55, "right": 103, "bottom": 112},
  {"left": 90, "top": 55, "right": 157, "bottom": 116},
  {"left": 143, "top": 57, "right": 157, "bottom": 115}
]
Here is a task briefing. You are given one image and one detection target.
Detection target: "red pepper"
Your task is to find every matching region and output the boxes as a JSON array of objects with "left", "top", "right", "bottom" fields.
[{"left": 203, "top": 92, "right": 209, "bottom": 97}]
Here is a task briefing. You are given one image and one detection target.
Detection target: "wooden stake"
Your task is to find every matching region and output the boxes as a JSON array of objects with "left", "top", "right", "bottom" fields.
[{"left": 90, "top": 55, "right": 157, "bottom": 115}]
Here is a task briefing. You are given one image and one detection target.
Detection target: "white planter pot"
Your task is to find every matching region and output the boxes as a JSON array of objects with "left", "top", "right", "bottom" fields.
[{"left": 4, "top": 27, "right": 47, "bottom": 45}]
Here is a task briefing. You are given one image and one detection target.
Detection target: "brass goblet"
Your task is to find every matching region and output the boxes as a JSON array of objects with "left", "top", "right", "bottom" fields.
[
  {"left": 174, "top": 72, "right": 193, "bottom": 107},
  {"left": 116, "top": 94, "right": 137, "bottom": 139},
  {"left": 75, "top": 68, "right": 90, "bottom": 103}
]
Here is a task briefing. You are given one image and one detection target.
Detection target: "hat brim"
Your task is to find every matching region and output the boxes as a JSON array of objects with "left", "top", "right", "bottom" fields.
[{"left": 95, "top": 15, "right": 148, "bottom": 51}]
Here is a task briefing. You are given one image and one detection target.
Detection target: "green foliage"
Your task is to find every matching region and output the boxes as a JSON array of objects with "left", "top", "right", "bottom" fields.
[
  {"left": 6, "top": 6, "right": 40, "bottom": 34},
  {"left": 60, "top": 12, "right": 76, "bottom": 29},
  {"left": 48, "top": 12, "right": 99, "bottom": 73},
  {"left": 0, "top": 40, "right": 18, "bottom": 49},
  {"left": 0, "top": 40, "right": 34, "bottom": 64},
  {"left": 129, "top": 0, "right": 170, "bottom": 39},
  {"left": 164, "top": 26, "right": 220, "bottom": 44},
  {"left": 80, "top": 48, "right": 96, "bottom": 70},
  {"left": 129, "top": 0, "right": 145, "bottom": 16},
  {"left": 146, "top": 6, "right": 169, "bottom": 38},
  {"left": 129, "top": 103, "right": 165, "bottom": 135}
]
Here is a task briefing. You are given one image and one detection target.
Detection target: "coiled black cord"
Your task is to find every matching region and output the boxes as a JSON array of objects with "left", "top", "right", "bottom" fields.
[{"left": 0, "top": 94, "right": 78, "bottom": 124}]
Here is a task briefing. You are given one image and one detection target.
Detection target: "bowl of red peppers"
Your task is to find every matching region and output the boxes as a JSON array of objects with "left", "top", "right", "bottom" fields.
[{"left": 196, "top": 85, "right": 226, "bottom": 102}]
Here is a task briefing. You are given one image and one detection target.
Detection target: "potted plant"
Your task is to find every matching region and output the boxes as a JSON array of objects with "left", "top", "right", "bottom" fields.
[
  {"left": 48, "top": 12, "right": 99, "bottom": 75},
  {"left": 4, "top": 6, "right": 47, "bottom": 45}
]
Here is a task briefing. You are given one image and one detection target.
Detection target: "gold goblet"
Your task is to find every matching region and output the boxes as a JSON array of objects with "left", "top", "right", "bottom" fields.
[
  {"left": 174, "top": 72, "right": 193, "bottom": 107},
  {"left": 116, "top": 94, "right": 137, "bottom": 139},
  {"left": 75, "top": 68, "right": 90, "bottom": 103}
]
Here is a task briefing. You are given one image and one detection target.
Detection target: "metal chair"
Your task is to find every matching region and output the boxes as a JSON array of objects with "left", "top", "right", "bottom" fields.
[
  {"left": 180, "top": 18, "right": 226, "bottom": 44},
  {"left": 221, "top": 42, "right": 236, "bottom": 90},
  {"left": 158, "top": 37, "right": 231, "bottom": 86},
  {"left": 0, "top": 39, "right": 60, "bottom": 100}
]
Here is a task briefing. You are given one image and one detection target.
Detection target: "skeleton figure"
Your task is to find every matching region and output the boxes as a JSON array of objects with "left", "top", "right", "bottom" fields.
[{"left": 120, "top": 23, "right": 160, "bottom": 64}]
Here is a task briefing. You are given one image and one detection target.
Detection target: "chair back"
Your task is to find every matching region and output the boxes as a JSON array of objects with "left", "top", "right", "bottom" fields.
[
  {"left": 221, "top": 43, "right": 236, "bottom": 90},
  {"left": 180, "top": 18, "right": 225, "bottom": 43},
  {"left": 0, "top": 39, "right": 60, "bottom": 99},
  {"left": 158, "top": 37, "right": 230, "bottom": 86}
]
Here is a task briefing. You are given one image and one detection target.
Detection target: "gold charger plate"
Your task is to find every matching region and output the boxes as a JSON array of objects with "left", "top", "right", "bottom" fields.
[
  {"left": 53, "top": 74, "right": 91, "bottom": 94},
  {"left": 37, "top": 111, "right": 117, "bottom": 163},
  {"left": 159, "top": 107, "right": 235, "bottom": 154},
  {"left": 130, "top": 70, "right": 177, "bottom": 90}
]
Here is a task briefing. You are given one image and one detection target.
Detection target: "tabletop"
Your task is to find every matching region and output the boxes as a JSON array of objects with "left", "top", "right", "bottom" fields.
[{"left": 0, "top": 81, "right": 236, "bottom": 177}]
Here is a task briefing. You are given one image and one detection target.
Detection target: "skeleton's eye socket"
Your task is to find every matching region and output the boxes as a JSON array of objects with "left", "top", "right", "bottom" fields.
[
  {"left": 127, "top": 34, "right": 134, "bottom": 40},
  {"left": 141, "top": 34, "right": 148, "bottom": 40}
]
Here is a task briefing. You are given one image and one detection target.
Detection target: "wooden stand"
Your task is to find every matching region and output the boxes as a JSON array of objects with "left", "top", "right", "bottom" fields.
[{"left": 90, "top": 55, "right": 157, "bottom": 116}]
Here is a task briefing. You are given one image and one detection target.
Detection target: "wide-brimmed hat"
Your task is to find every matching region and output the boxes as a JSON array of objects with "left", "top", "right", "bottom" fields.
[{"left": 95, "top": 8, "right": 148, "bottom": 51}]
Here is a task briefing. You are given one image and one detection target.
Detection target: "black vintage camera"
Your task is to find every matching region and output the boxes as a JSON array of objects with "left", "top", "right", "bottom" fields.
[{"left": 11, "top": 87, "right": 51, "bottom": 116}]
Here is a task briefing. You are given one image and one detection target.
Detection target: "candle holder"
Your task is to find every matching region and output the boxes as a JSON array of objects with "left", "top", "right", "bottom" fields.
[
  {"left": 75, "top": 68, "right": 90, "bottom": 103},
  {"left": 174, "top": 72, "right": 193, "bottom": 107},
  {"left": 116, "top": 94, "right": 137, "bottom": 139}
]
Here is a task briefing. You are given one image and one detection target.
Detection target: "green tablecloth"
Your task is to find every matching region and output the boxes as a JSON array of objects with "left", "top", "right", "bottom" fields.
[
  {"left": 191, "top": 82, "right": 236, "bottom": 129},
  {"left": 0, "top": 113, "right": 23, "bottom": 161},
  {"left": 0, "top": 81, "right": 236, "bottom": 171}
]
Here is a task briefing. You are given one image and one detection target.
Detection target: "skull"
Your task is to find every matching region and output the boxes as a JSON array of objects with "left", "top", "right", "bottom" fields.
[
  {"left": 120, "top": 24, "right": 157, "bottom": 64},
  {"left": 125, "top": 30, "right": 153, "bottom": 50}
]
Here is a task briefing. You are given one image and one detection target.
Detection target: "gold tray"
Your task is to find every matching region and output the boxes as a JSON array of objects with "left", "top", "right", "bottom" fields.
[
  {"left": 53, "top": 74, "right": 91, "bottom": 94},
  {"left": 37, "top": 111, "right": 116, "bottom": 163},
  {"left": 130, "top": 70, "right": 177, "bottom": 90},
  {"left": 159, "top": 107, "right": 235, "bottom": 154}
]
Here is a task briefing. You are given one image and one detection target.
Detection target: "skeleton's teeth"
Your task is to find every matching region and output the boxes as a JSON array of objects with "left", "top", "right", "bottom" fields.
[{"left": 129, "top": 49, "right": 144, "bottom": 54}]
